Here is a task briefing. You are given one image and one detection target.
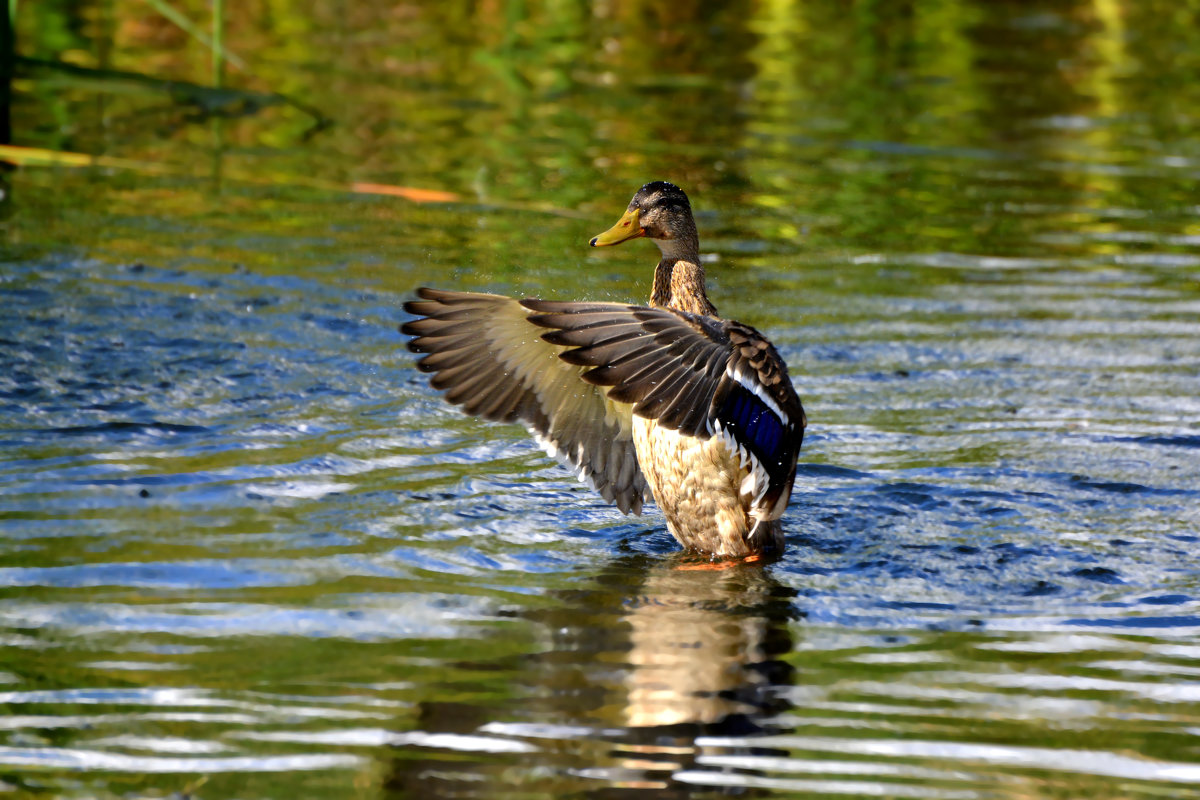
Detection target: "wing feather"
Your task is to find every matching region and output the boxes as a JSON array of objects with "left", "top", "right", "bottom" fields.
[
  {"left": 631, "top": 365, "right": 696, "bottom": 419},
  {"left": 559, "top": 336, "right": 659, "bottom": 368},
  {"left": 472, "top": 376, "right": 528, "bottom": 422},
  {"left": 542, "top": 321, "right": 646, "bottom": 350},
  {"left": 604, "top": 358, "right": 680, "bottom": 405},
  {"left": 401, "top": 288, "right": 647, "bottom": 514}
]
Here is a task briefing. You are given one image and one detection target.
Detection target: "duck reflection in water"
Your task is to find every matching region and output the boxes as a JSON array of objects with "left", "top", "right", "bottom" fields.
[{"left": 385, "top": 555, "right": 797, "bottom": 798}]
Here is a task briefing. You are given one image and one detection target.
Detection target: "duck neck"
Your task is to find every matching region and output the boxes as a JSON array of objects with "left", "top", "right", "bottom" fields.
[{"left": 649, "top": 235, "right": 717, "bottom": 316}]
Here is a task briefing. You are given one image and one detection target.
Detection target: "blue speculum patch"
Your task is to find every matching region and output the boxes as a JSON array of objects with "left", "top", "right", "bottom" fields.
[{"left": 718, "top": 383, "right": 787, "bottom": 469}]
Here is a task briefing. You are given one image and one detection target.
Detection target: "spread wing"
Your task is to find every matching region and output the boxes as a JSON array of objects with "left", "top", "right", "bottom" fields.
[
  {"left": 401, "top": 288, "right": 647, "bottom": 514},
  {"left": 524, "top": 301, "right": 806, "bottom": 520}
]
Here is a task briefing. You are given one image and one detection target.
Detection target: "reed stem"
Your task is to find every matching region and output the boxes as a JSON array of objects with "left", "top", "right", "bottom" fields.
[{"left": 212, "top": 0, "right": 223, "bottom": 88}]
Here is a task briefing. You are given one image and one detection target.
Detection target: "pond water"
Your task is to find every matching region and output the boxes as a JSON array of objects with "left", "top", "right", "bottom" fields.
[{"left": 4, "top": 2, "right": 1200, "bottom": 798}]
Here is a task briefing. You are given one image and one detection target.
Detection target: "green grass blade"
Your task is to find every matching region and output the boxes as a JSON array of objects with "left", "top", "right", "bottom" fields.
[{"left": 142, "top": 0, "right": 245, "bottom": 72}]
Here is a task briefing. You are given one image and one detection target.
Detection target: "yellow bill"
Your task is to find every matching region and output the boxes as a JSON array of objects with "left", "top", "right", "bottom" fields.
[{"left": 590, "top": 208, "right": 644, "bottom": 247}]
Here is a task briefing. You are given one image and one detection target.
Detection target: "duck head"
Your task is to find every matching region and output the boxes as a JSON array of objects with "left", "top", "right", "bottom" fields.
[{"left": 590, "top": 181, "right": 700, "bottom": 260}]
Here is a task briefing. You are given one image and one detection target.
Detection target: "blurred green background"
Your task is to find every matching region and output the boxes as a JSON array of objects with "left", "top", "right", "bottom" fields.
[{"left": 10, "top": 0, "right": 1200, "bottom": 271}]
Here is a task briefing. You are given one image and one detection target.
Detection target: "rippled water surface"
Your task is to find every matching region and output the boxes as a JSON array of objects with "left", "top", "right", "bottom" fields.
[{"left": 4, "top": 2, "right": 1200, "bottom": 798}]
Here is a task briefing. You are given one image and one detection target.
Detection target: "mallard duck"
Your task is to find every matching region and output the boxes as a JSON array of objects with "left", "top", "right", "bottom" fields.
[{"left": 401, "top": 181, "right": 806, "bottom": 557}]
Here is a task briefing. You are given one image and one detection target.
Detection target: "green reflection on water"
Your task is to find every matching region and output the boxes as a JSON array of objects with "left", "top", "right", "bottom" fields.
[{"left": 10, "top": 1, "right": 1200, "bottom": 282}]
